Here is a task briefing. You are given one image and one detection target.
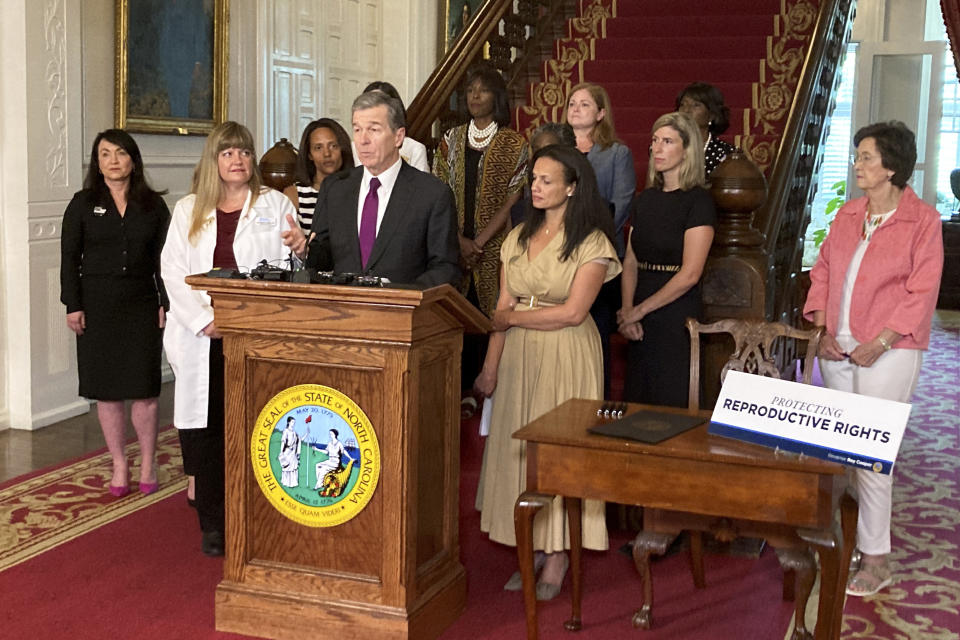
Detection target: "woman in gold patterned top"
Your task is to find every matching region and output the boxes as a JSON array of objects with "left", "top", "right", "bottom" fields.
[
  {"left": 434, "top": 63, "right": 529, "bottom": 412},
  {"left": 434, "top": 64, "right": 529, "bottom": 313},
  {"left": 474, "top": 145, "right": 620, "bottom": 601}
]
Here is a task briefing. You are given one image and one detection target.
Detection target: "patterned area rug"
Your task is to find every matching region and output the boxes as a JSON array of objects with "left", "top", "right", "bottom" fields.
[
  {"left": 786, "top": 315, "right": 960, "bottom": 639},
  {"left": 0, "top": 427, "right": 186, "bottom": 572},
  {"left": 1, "top": 320, "right": 956, "bottom": 638}
]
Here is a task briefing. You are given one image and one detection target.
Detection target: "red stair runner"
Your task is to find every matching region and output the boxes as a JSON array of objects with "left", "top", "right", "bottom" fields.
[{"left": 517, "top": 0, "right": 799, "bottom": 181}]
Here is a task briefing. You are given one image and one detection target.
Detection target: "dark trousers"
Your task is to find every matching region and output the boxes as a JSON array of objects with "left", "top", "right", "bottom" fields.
[
  {"left": 177, "top": 339, "right": 225, "bottom": 535},
  {"left": 589, "top": 274, "right": 621, "bottom": 398},
  {"left": 461, "top": 279, "right": 488, "bottom": 394}
]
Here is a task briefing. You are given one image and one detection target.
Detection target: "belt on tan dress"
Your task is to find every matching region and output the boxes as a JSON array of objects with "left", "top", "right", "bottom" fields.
[
  {"left": 516, "top": 295, "right": 558, "bottom": 308},
  {"left": 637, "top": 261, "right": 681, "bottom": 273}
]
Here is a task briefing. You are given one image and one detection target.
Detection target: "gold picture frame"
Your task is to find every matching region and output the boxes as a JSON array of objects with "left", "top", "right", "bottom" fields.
[
  {"left": 114, "top": 0, "right": 229, "bottom": 136},
  {"left": 442, "top": 0, "right": 485, "bottom": 53}
]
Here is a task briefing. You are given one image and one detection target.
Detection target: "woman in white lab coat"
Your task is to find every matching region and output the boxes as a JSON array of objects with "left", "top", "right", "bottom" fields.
[{"left": 161, "top": 121, "right": 306, "bottom": 556}]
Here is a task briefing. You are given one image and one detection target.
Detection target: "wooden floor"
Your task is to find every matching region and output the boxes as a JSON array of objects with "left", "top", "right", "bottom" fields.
[{"left": 0, "top": 382, "right": 175, "bottom": 484}]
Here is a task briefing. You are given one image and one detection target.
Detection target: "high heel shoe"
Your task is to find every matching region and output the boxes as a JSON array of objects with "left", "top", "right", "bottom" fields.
[
  {"left": 504, "top": 551, "right": 546, "bottom": 591},
  {"left": 108, "top": 468, "right": 130, "bottom": 497},
  {"left": 139, "top": 464, "right": 158, "bottom": 494},
  {"left": 108, "top": 484, "right": 131, "bottom": 498},
  {"left": 536, "top": 553, "right": 569, "bottom": 601}
]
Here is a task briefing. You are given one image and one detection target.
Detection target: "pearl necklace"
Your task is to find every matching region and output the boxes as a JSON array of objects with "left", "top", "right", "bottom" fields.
[
  {"left": 703, "top": 131, "right": 712, "bottom": 153},
  {"left": 468, "top": 119, "right": 498, "bottom": 149}
]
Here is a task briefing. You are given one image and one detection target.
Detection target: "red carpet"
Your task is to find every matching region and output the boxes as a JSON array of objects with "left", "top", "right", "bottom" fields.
[
  {"left": 0, "top": 495, "right": 248, "bottom": 639},
  {"left": 2, "top": 318, "right": 956, "bottom": 639},
  {"left": 582, "top": 0, "right": 782, "bottom": 181},
  {"left": 0, "top": 441, "right": 795, "bottom": 640},
  {"left": 443, "top": 416, "right": 796, "bottom": 639},
  {"left": 0, "top": 426, "right": 795, "bottom": 639}
]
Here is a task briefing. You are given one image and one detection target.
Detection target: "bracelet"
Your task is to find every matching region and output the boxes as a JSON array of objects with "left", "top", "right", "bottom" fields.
[{"left": 877, "top": 335, "right": 892, "bottom": 351}]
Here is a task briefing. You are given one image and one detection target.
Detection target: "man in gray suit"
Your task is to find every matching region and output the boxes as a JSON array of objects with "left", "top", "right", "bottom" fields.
[{"left": 305, "top": 91, "right": 460, "bottom": 287}]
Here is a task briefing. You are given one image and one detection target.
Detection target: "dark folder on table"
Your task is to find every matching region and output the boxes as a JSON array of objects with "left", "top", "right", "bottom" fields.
[{"left": 589, "top": 410, "right": 705, "bottom": 444}]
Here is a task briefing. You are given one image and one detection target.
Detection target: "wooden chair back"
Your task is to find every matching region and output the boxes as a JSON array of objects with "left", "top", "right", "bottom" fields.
[{"left": 686, "top": 318, "right": 823, "bottom": 411}]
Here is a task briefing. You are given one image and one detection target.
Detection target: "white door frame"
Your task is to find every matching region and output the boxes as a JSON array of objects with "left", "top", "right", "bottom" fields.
[{"left": 852, "top": 40, "right": 945, "bottom": 204}]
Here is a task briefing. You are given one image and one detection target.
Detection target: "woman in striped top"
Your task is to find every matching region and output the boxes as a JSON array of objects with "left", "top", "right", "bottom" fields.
[{"left": 283, "top": 118, "right": 354, "bottom": 232}]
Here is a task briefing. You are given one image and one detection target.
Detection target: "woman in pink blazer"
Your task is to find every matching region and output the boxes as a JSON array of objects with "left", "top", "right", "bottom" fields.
[{"left": 804, "top": 121, "right": 943, "bottom": 597}]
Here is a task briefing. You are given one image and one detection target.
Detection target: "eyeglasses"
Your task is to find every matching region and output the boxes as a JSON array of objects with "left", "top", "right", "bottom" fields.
[{"left": 850, "top": 153, "right": 879, "bottom": 165}]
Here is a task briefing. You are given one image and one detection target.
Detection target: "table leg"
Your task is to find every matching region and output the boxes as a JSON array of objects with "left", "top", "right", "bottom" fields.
[
  {"left": 797, "top": 488, "right": 858, "bottom": 640},
  {"left": 688, "top": 530, "right": 705, "bottom": 589},
  {"left": 563, "top": 497, "right": 583, "bottom": 631},
  {"left": 782, "top": 567, "right": 796, "bottom": 602},
  {"left": 832, "top": 490, "right": 858, "bottom": 636},
  {"left": 775, "top": 547, "right": 816, "bottom": 640},
  {"left": 809, "top": 532, "right": 839, "bottom": 640},
  {"left": 795, "top": 527, "right": 840, "bottom": 638},
  {"left": 515, "top": 492, "right": 552, "bottom": 640},
  {"left": 630, "top": 531, "right": 675, "bottom": 629}
]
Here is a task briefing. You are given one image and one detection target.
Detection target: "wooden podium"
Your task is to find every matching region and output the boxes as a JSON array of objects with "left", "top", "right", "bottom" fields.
[{"left": 185, "top": 276, "right": 488, "bottom": 640}]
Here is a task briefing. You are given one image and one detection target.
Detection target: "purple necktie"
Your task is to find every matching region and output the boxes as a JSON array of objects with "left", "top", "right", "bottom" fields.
[{"left": 358, "top": 176, "right": 380, "bottom": 268}]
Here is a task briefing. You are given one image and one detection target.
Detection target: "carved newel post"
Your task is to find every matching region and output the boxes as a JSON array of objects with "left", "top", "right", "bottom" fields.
[
  {"left": 702, "top": 150, "right": 769, "bottom": 321},
  {"left": 259, "top": 138, "right": 298, "bottom": 192},
  {"left": 698, "top": 151, "right": 769, "bottom": 407}
]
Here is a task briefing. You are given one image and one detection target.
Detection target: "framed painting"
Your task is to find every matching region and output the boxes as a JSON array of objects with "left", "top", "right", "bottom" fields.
[
  {"left": 114, "top": 0, "right": 228, "bottom": 135},
  {"left": 444, "top": 0, "right": 485, "bottom": 51}
]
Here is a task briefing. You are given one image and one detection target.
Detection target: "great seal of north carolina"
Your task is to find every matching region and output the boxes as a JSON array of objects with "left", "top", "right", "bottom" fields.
[{"left": 251, "top": 384, "right": 380, "bottom": 527}]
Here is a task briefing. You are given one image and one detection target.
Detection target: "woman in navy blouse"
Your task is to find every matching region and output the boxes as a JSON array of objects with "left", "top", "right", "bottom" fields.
[{"left": 564, "top": 82, "right": 636, "bottom": 394}]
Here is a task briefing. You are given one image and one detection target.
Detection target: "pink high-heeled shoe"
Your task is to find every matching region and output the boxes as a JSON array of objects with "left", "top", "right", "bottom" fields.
[
  {"left": 139, "top": 481, "right": 159, "bottom": 495},
  {"left": 108, "top": 484, "right": 131, "bottom": 498}
]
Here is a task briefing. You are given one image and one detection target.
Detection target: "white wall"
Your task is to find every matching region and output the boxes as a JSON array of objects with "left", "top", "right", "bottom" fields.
[
  {"left": 261, "top": 0, "right": 437, "bottom": 152},
  {"left": 0, "top": 2, "right": 29, "bottom": 432},
  {"left": 849, "top": 0, "right": 945, "bottom": 203},
  {"left": 81, "top": 0, "right": 259, "bottom": 204},
  {"left": 0, "top": 0, "right": 89, "bottom": 431},
  {"left": 0, "top": 0, "right": 437, "bottom": 431}
]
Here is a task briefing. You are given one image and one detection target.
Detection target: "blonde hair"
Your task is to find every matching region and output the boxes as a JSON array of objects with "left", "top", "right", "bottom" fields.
[
  {"left": 188, "top": 121, "right": 263, "bottom": 243},
  {"left": 645, "top": 112, "right": 705, "bottom": 190},
  {"left": 564, "top": 82, "right": 620, "bottom": 150}
]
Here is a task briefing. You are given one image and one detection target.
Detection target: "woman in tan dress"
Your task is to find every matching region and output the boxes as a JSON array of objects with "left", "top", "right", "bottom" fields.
[{"left": 474, "top": 145, "right": 620, "bottom": 601}]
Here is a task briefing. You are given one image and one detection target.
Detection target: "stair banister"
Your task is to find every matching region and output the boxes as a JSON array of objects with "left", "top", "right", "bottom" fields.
[
  {"left": 755, "top": 0, "right": 856, "bottom": 323},
  {"left": 406, "top": 0, "right": 517, "bottom": 143}
]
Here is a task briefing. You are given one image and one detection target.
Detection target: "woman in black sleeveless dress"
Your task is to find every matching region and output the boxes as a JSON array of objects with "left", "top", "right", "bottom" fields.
[{"left": 619, "top": 112, "right": 716, "bottom": 407}]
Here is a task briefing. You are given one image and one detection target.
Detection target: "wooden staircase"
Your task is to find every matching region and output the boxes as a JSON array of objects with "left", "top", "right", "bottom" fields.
[
  {"left": 515, "top": 0, "right": 827, "bottom": 183},
  {"left": 408, "top": 0, "right": 856, "bottom": 330}
]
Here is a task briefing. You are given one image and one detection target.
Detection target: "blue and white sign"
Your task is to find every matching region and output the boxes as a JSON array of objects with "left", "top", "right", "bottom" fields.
[{"left": 709, "top": 371, "right": 912, "bottom": 474}]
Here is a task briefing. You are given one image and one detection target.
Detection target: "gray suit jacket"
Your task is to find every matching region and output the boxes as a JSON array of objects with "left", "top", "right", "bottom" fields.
[{"left": 306, "top": 161, "right": 461, "bottom": 287}]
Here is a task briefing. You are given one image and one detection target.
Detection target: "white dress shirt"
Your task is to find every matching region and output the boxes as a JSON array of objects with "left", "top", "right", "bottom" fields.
[{"left": 357, "top": 156, "right": 402, "bottom": 237}]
